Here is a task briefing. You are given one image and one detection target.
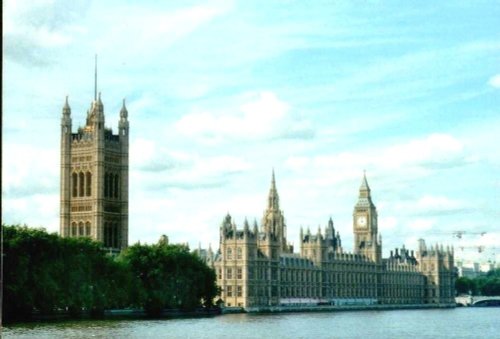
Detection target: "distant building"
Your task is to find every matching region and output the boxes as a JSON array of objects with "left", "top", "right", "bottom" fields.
[
  {"left": 205, "top": 171, "right": 455, "bottom": 309},
  {"left": 456, "top": 261, "right": 495, "bottom": 278},
  {"left": 59, "top": 68, "right": 129, "bottom": 252}
]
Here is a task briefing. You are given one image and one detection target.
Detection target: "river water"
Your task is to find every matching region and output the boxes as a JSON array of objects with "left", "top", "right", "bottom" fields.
[{"left": 4, "top": 308, "right": 500, "bottom": 338}]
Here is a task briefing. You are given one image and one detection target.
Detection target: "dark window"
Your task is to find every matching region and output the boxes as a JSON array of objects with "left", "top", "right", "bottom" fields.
[
  {"left": 108, "top": 173, "right": 113, "bottom": 199},
  {"left": 72, "top": 173, "right": 78, "bottom": 197},
  {"left": 113, "top": 223, "right": 118, "bottom": 248},
  {"left": 104, "top": 173, "right": 109, "bottom": 198},
  {"left": 114, "top": 174, "right": 119, "bottom": 198},
  {"left": 104, "top": 223, "right": 110, "bottom": 247},
  {"left": 79, "top": 172, "right": 84, "bottom": 197},
  {"left": 86, "top": 172, "right": 92, "bottom": 196}
]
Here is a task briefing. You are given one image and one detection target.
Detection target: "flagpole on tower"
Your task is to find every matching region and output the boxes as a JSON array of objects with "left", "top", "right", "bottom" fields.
[{"left": 94, "top": 54, "right": 98, "bottom": 101}]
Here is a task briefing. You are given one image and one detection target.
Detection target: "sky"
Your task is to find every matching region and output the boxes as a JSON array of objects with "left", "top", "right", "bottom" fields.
[{"left": 3, "top": 0, "right": 500, "bottom": 264}]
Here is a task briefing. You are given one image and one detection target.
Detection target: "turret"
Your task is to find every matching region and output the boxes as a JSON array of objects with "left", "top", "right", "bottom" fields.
[
  {"left": 62, "top": 96, "right": 71, "bottom": 119},
  {"left": 244, "top": 218, "right": 250, "bottom": 233},
  {"left": 60, "top": 96, "right": 72, "bottom": 237},
  {"left": 119, "top": 98, "right": 129, "bottom": 134},
  {"left": 61, "top": 95, "right": 72, "bottom": 134}
]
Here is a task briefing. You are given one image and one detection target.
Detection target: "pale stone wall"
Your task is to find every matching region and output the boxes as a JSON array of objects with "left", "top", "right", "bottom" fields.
[{"left": 210, "top": 173, "right": 455, "bottom": 309}]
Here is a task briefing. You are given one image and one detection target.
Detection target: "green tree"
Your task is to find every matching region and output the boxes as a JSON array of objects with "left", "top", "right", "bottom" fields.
[
  {"left": 455, "top": 277, "right": 473, "bottom": 295},
  {"left": 2, "top": 224, "right": 218, "bottom": 323},
  {"left": 2, "top": 225, "right": 132, "bottom": 322},
  {"left": 120, "top": 239, "right": 218, "bottom": 316}
]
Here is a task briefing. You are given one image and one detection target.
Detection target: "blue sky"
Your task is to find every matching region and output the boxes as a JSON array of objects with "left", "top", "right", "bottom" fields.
[{"left": 3, "top": 0, "right": 500, "bottom": 263}]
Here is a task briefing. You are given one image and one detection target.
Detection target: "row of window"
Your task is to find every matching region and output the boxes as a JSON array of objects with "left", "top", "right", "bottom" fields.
[
  {"left": 226, "top": 285, "right": 243, "bottom": 297},
  {"left": 104, "top": 222, "right": 121, "bottom": 248},
  {"left": 72, "top": 172, "right": 92, "bottom": 197},
  {"left": 71, "top": 171, "right": 120, "bottom": 199},
  {"left": 224, "top": 268, "right": 243, "bottom": 280},
  {"left": 225, "top": 247, "right": 243, "bottom": 260},
  {"left": 104, "top": 173, "right": 119, "bottom": 198},
  {"left": 69, "top": 221, "right": 121, "bottom": 249},
  {"left": 71, "top": 222, "right": 92, "bottom": 237},
  {"left": 225, "top": 284, "right": 424, "bottom": 300},
  {"left": 220, "top": 266, "right": 424, "bottom": 288}
]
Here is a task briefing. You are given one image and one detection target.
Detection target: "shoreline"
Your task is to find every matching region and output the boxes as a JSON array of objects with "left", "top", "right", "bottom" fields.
[
  {"left": 3, "top": 307, "right": 222, "bottom": 325},
  {"left": 227, "top": 303, "right": 456, "bottom": 314},
  {"left": 3, "top": 303, "right": 461, "bottom": 325}
]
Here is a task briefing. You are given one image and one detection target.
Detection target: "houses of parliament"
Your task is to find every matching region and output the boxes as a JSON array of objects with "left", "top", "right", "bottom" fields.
[
  {"left": 59, "top": 69, "right": 455, "bottom": 309},
  {"left": 200, "top": 172, "right": 456, "bottom": 309}
]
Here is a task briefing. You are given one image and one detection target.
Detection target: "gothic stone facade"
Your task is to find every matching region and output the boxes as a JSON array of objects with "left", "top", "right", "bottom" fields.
[
  {"left": 210, "top": 172, "right": 455, "bottom": 309},
  {"left": 60, "top": 94, "right": 129, "bottom": 252}
]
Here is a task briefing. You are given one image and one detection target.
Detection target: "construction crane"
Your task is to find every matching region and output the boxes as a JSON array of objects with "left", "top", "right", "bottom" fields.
[
  {"left": 452, "top": 231, "right": 486, "bottom": 239},
  {"left": 458, "top": 245, "right": 486, "bottom": 253}
]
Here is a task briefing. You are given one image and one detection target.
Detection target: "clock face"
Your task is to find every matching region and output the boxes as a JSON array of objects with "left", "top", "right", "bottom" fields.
[{"left": 357, "top": 216, "right": 367, "bottom": 227}]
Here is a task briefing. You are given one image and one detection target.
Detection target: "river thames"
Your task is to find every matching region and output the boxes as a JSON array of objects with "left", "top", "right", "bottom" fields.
[{"left": 4, "top": 308, "right": 500, "bottom": 338}]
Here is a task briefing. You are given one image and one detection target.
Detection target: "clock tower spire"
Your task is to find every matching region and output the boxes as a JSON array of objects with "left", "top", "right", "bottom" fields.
[{"left": 353, "top": 171, "right": 381, "bottom": 262}]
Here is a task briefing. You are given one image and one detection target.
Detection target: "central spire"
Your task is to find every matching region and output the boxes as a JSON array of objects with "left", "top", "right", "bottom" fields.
[{"left": 268, "top": 168, "right": 279, "bottom": 210}]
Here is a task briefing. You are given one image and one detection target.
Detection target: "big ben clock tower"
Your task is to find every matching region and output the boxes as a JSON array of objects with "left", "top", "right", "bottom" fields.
[{"left": 353, "top": 172, "right": 381, "bottom": 262}]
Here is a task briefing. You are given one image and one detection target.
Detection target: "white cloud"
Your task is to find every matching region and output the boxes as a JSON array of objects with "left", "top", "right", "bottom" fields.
[
  {"left": 176, "top": 91, "right": 303, "bottom": 143},
  {"left": 3, "top": 0, "right": 85, "bottom": 46},
  {"left": 2, "top": 144, "right": 59, "bottom": 196},
  {"left": 408, "top": 218, "right": 435, "bottom": 232},
  {"left": 415, "top": 195, "right": 464, "bottom": 212},
  {"left": 286, "top": 133, "right": 467, "bottom": 186},
  {"left": 380, "top": 133, "right": 464, "bottom": 170},
  {"left": 379, "top": 216, "right": 398, "bottom": 231},
  {"left": 488, "top": 74, "right": 500, "bottom": 88},
  {"left": 95, "top": 2, "right": 232, "bottom": 60},
  {"left": 130, "top": 138, "right": 157, "bottom": 166}
]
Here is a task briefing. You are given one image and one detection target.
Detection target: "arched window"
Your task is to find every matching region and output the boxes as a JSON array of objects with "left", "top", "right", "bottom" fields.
[
  {"left": 108, "top": 173, "right": 113, "bottom": 199},
  {"left": 85, "top": 222, "right": 91, "bottom": 236},
  {"left": 108, "top": 173, "right": 113, "bottom": 198},
  {"left": 116, "top": 224, "right": 121, "bottom": 248},
  {"left": 114, "top": 174, "right": 119, "bottom": 198},
  {"left": 86, "top": 172, "right": 92, "bottom": 196},
  {"left": 72, "top": 173, "right": 78, "bottom": 197},
  {"left": 104, "top": 222, "right": 110, "bottom": 247},
  {"left": 109, "top": 223, "right": 114, "bottom": 248},
  {"left": 79, "top": 172, "right": 84, "bottom": 197},
  {"left": 71, "top": 222, "right": 77, "bottom": 236},
  {"left": 227, "top": 248, "right": 232, "bottom": 260},
  {"left": 78, "top": 222, "right": 84, "bottom": 236},
  {"left": 113, "top": 223, "right": 119, "bottom": 248},
  {"left": 104, "top": 173, "right": 109, "bottom": 198}
]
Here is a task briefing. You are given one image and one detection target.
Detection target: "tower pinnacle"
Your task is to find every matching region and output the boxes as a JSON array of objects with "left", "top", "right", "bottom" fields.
[
  {"left": 120, "top": 98, "right": 128, "bottom": 119},
  {"left": 63, "top": 95, "right": 71, "bottom": 115},
  {"left": 360, "top": 170, "right": 370, "bottom": 192}
]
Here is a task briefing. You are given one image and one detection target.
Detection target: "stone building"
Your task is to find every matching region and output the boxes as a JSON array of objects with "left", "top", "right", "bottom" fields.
[
  {"left": 210, "top": 171, "right": 455, "bottom": 309},
  {"left": 60, "top": 82, "right": 129, "bottom": 252}
]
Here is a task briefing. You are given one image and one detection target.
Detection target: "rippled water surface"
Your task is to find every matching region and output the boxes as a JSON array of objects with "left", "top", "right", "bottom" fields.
[{"left": 4, "top": 308, "right": 500, "bottom": 338}]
